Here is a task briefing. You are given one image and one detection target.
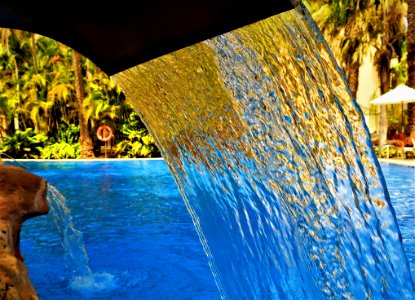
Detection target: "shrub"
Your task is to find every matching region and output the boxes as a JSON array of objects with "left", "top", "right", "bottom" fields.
[
  {"left": 0, "top": 128, "right": 47, "bottom": 159},
  {"left": 115, "top": 112, "right": 160, "bottom": 158},
  {"left": 41, "top": 142, "right": 80, "bottom": 159}
]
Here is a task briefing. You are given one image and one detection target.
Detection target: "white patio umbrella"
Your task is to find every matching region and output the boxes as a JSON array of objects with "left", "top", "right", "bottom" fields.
[
  {"left": 370, "top": 84, "right": 415, "bottom": 132},
  {"left": 370, "top": 84, "right": 415, "bottom": 105}
]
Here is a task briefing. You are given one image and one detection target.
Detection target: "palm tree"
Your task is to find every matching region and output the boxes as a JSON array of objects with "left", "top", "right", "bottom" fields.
[
  {"left": 376, "top": 44, "right": 393, "bottom": 150},
  {"left": 0, "top": 27, "right": 160, "bottom": 158},
  {"left": 41, "top": 37, "right": 79, "bottom": 133},
  {"left": 306, "top": 0, "right": 406, "bottom": 151},
  {"left": 407, "top": 0, "right": 415, "bottom": 135},
  {"left": 374, "top": 0, "right": 406, "bottom": 149},
  {"left": 0, "top": 30, "right": 25, "bottom": 131},
  {"left": 304, "top": 0, "right": 372, "bottom": 98},
  {"left": 72, "top": 49, "right": 95, "bottom": 158},
  {"left": 31, "top": 34, "right": 38, "bottom": 73}
]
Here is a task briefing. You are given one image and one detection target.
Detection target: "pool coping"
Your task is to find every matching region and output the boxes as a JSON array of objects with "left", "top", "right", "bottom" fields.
[
  {"left": 2, "top": 157, "right": 415, "bottom": 167},
  {"left": 378, "top": 158, "right": 415, "bottom": 168},
  {"left": 0, "top": 157, "right": 164, "bottom": 162}
]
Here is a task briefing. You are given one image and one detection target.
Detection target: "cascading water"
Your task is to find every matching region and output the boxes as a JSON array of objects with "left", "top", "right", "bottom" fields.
[
  {"left": 47, "top": 184, "right": 115, "bottom": 295},
  {"left": 113, "top": 4, "right": 414, "bottom": 299},
  {"left": 47, "top": 185, "right": 92, "bottom": 277}
]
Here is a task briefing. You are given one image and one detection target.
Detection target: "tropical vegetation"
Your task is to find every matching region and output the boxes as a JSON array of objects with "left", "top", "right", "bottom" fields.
[
  {"left": 304, "top": 0, "right": 410, "bottom": 153},
  {"left": 407, "top": 0, "right": 415, "bottom": 134},
  {"left": 0, "top": 29, "right": 160, "bottom": 159}
]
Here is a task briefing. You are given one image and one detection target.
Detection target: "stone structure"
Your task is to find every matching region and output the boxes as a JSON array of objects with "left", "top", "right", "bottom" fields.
[{"left": 0, "top": 165, "right": 49, "bottom": 300}]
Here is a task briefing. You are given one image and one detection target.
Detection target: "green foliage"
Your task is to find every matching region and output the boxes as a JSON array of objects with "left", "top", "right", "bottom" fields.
[
  {"left": 57, "top": 123, "right": 80, "bottom": 144},
  {"left": 391, "top": 39, "right": 408, "bottom": 85},
  {"left": 40, "top": 124, "right": 81, "bottom": 159},
  {"left": 0, "top": 28, "right": 163, "bottom": 159},
  {"left": 0, "top": 128, "right": 47, "bottom": 158},
  {"left": 115, "top": 112, "right": 159, "bottom": 158},
  {"left": 374, "top": 145, "right": 405, "bottom": 158},
  {"left": 41, "top": 142, "right": 80, "bottom": 159}
]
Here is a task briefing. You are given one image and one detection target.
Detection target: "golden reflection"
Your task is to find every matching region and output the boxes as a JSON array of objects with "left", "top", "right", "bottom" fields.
[{"left": 113, "top": 42, "right": 250, "bottom": 176}]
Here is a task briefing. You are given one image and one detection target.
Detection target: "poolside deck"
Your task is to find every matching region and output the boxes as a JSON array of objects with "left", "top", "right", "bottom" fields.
[{"left": 378, "top": 158, "right": 415, "bottom": 168}]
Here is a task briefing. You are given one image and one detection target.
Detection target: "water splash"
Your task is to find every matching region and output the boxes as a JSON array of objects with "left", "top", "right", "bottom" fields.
[
  {"left": 47, "top": 185, "right": 116, "bottom": 295},
  {"left": 113, "top": 4, "right": 414, "bottom": 299}
]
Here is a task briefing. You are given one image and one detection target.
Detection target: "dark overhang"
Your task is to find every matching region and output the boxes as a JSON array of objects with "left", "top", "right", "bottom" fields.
[{"left": 0, "top": 1, "right": 296, "bottom": 75}]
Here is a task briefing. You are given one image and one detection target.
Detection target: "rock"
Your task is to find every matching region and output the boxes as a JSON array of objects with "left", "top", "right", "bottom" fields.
[{"left": 0, "top": 165, "right": 49, "bottom": 300}]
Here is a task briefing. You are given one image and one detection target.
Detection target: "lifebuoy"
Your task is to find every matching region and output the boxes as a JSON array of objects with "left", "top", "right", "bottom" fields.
[{"left": 97, "top": 125, "right": 113, "bottom": 142}]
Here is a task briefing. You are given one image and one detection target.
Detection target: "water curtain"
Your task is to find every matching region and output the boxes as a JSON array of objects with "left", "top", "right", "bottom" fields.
[
  {"left": 47, "top": 185, "right": 92, "bottom": 277},
  {"left": 113, "top": 5, "right": 414, "bottom": 299}
]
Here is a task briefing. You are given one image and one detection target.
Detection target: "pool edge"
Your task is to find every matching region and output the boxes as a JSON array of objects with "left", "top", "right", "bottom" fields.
[{"left": 378, "top": 158, "right": 415, "bottom": 168}]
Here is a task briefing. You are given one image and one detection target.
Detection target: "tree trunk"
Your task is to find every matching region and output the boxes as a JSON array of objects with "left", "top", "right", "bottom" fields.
[
  {"left": 72, "top": 49, "right": 95, "bottom": 158},
  {"left": 1, "top": 29, "right": 9, "bottom": 49},
  {"left": 13, "top": 59, "right": 20, "bottom": 132},
  {"left": 407, "top": 0, "right": 415, "bottom": 135},
  {"left": 377, "top": 48, "right": 391, "bottom": 152},
  {"left": 13, "top": 114, "right": 19, "bottom": 131},
  {"left": 31, "top": 34, "right": 38, "bottom": 74},
  {"left": 347, "top": 61, "right": 360, "bottom": 99},
  {"left": 0, "top": 115, "right": 7, "bottom": 132}
]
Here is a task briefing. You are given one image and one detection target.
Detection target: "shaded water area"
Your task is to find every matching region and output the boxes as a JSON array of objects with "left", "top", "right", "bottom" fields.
[{"left": 113, "top": 4, "right": 414, "bottom": 300}]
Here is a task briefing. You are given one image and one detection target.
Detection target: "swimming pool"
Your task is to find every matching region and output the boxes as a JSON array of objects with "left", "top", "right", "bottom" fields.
[
  {"left": 15, "top": 160, "right": 415, "bottom": 299},
  {"left": 19, "top": 159, "right": 219, "bottom": 299}
]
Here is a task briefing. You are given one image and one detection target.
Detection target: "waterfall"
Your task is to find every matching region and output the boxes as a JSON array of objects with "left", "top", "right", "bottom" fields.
[
  {"left": 47, "top": 184, "right": 92, "bottom": 277},
  {"left": 113, "top": 4, "right": 414, "bottom": 299}
]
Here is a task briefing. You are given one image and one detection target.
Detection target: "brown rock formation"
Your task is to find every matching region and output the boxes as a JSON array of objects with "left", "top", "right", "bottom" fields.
[{"left": 0, "top": 165, "right": 49, "bottom": 300}]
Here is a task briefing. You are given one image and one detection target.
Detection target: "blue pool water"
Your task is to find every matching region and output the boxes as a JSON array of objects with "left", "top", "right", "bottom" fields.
[
  {"left": 380, "top": 163, "right": 415, "bottom": 280},
  {"left": 11, "top": 160, "right": 415, "bottom": 299},
  {"left": 18, "top": 159, "right": 220, "bottom": 300}
]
